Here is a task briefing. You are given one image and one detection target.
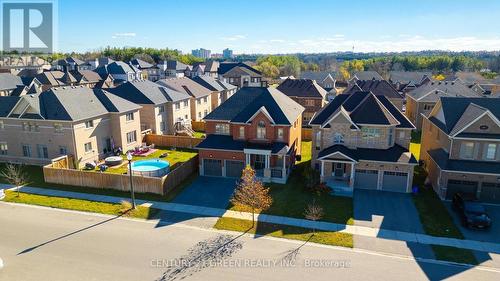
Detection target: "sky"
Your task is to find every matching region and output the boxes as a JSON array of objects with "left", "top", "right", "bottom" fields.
[{"left": 54, "top": 0, "right": 500, "bottom": 54}]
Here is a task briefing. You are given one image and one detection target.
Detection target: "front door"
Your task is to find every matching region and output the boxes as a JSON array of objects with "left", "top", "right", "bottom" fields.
[
  {"left": 334, "top": 163, "right": 344, "bottom": 177},
  {"left": 254, "top": 154, "right": 265, "bottom": 170}
]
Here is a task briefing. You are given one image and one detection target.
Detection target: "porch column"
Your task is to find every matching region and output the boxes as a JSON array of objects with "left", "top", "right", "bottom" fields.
[
  {"left": 263, "top": 154, "right": 271, "bottom": 179},
  {"left": 320, "top": 161, "right": 325, "bottom": 178},
  {"left": 245, "top": 153, "right": 250, "bottom": 166},
  {"left": 350, "top": 163, "right": 355, "bottom": 187},
  {"left": 265, "top": 155, "right": 270, "bottom": 169},
  {"left": 282, "top": 155, "right": 286, "bottom": 178}
]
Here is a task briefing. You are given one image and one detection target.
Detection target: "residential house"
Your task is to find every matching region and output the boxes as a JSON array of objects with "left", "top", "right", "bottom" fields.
[
  {"left": 218, "top": 62, "right": 265, "bottom": 88},
  {"left": 54, "top": 57, "right": 92, "bottom": 72},
  {"left": 31, "top": 70, "right": 77, "bottom": 91},
  {"left": 196, "top": 87, "right": 304, "bottom": 183},
  {"left": 277, "top": 78, "right": 327, "bottom": 124},
  {"left": 0, "top": 87, "right": 142, "bottom": 167},
  {"left": 204, "top": 61, "right": 219, "bottom": 77},
  {"left": 70, "top": 70, "right": 103, "bottom": 88},
  {"left": 88, "top": 57, "right": 115, "bottom": 70},
  {"left": 157, "top": 60, "right": 190, "bottom": 79},
  {"left": 0, "top": 73, "right": 24, "bottom": 96},
  {"left": 157, "top": 77, "right": 214, "bottom": 121},
  {"left": 95, "top": 61, "right": 141, "bottom": 84},
  {"left": 344, "top": 79, "right": 404, "bottom": 110},
  {"left": 190, "top": 75, "right": 237, "bottom": 109},
  {"left": 130, "top": 59, "right": 160, "bottom": 81},
  {"left": 388, "top": 71, "right": 432, "bottom": 93},
  {"left": 300, "top": 71, "right": 337, "bottom": 89},
  {"left": 420, "top": 97, "right": 500, "bottom": 203},
  {"left": 309, "top": 91, "right": 417, "bottom": 195},
  {"left": 188, "top": 64, "right": 205, "bottom": 78},
  {"left": 348, "top": 71, "right": 384, "bottom": 85},
  {"left": 109, "top": 80, "right": 191, "bottom": 135},
  {"left": 405, "top": 80, "right": 482, "bottom": 130}
]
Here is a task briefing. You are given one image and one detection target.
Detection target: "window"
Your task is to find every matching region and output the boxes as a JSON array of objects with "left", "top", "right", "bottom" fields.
[
  {"left": 398, "top": 131, "right": 405, "bottom": 140},
  {"left": 183, "top": 101, "right": 188, "bottom": 108},
  {"left": 158, "top": 106, "right": 165, "bottom": 113},
  {"left": 257, "top": 121, "right": 266, "bottom": 139},
  {"left": 54, "top": 123, "right": 63, "bottom": 133},
  {"left": 305, "top": 100, "right": 315, "bottom": 106},
  {"left": 460, "top": 142, "right": 475, "bottom": 159},
  {"left": 84, "top": 142, "right": 93, "bottom": 153},
  {"left": 197, "top": 99, "right": 201, "bottom": 105},
  {"left": 0, "top": 142, "right": 7, "bottom": 155},
  {"left": 198, "top": 112, "right": 202, "bottom": 118},
  {"left": 59, "top": 146, "right": 68, "bottom": 155},
  {"left": 203, "top": 97, "right": 208, "bottom": 104},
  {"left": 423, "top": 104, "right": 433, "bottom": 111},
  {"left": 315, "top": 131, "right": 321, "bottom": 150},
  {"left": 204, "top": 109, "right": 208, "bottom": 117},
  {"left": 239, "top": 126, "right": 245, "bottom": 139},
  {"left": 160, "top": 122, "right": 166, "bottom": 131},
  {"left": 0, "top": 120, "right": 4, "bottom": 129},
  {"left": 388, "top": 128, "right": 394, "bottom": 146},
  {"left": 126, "top": 131, "right": 137, "bottom": 144},
  {"left": 37, "top": 144, "right": 48, "bottom": 159},
  {"left": 361, "top": 127, "right": 381, "bottom": 139},
  {"left": 334, "top": 133, "right": 344, "bottom": 144},
  {"left": 485, "top": 143, "right": 497, "bottom": 160},
  {"left": 22, "top": 144, "right": 31, "bottom": 157},
  {"left": 85, "top": 120, "right": 94, "bottom": 128},
  {"left": 126, "top": 112, "right": 134, "bottom": 121},
  {"left": 215, "top": 123, "right": 230, "bottom": 135},
  {"left": 175, "top": 103, "right": 180, "bottom": 110},
  {"left": 277, "top": 128, "right": 284, "bottom": 140},
  {"left": 185, "top": 114, "right": 189, "bottom": 120}
]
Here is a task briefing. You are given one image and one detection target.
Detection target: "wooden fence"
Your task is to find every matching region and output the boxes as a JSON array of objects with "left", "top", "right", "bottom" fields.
[
  {"left": 191, "top": 121, "right": 205, "bottom": 132},
  {"left": 144, "top": 134, "right": 203, "bottom": 149},
  {"left": 43, "top": 156, "right": 199, "bottom": 196},
  {"left": 50, "top": 155, "right": 74, "bottom": 169}
]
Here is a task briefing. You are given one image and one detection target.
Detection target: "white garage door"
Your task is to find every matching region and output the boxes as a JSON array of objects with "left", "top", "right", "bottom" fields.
[
  {"left": 382, "top": 171, "right": 408, "bottom": 192},
  {"left": 225, "top": 160, "right": 245, "bottom": 178},
  {"left": 354, "top": 169, "right": 378, "bottom": 190},
  {"left": 203, "top": 159, "right": 222, "bottom": 177}
]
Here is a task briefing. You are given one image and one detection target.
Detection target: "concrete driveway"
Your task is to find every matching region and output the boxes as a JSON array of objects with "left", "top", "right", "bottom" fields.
[
  {"left": 354, "top": 189, "right": 425, "bottom": 233},
  {"left": 172, "top": 176, "right": 238, "bottom": 209},
  {"left": 445, "top": 202, "right": 500, "bottom": 244}
]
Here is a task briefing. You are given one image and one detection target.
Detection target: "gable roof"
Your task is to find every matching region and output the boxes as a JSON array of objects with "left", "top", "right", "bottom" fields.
[
  {"left": 130, "top": 59, "right": 154, "bottom": 69},
  {"left": 345, "top": 80, "right": 402, "bottom": 99},
  {"left": 0, "top": 96, "right": 20, "bottom": 117},
  {"left": 351, "top": 71, "right": 383, "bottom": 81},
  {"left": 204, "top": 87, "right": 304, "bottom": 125},
  {"left": 190, "top": 75, "right": 237, "bottom": 92},
  {"left": 157, "top": 77, "right": 213, "bottom": 98},
  {"left": 389, "top": 71, "right": 432, "bottom": 84},
  {"left": 277, "top": 78, "right": 327, "bottom": 99},
  {"left": 300, "top": 71, "right": 336, "bottom": 82},
  {"left": 70, "top": 70, "right": 101, "bottom": 83},
  {"left": 0, "top": 73, "right": 23, "bottom": 91},
  {"left": 310, "top": 91, "right": 414, "bottom": 129},
  {"left": 217, "top": 62, "right": 261, "bottom": 75},
  {"left": 109, "top": 80, "right": 190, "bottom": 105},
  {"left": 205, "top": 60, "right": 219, "bottom": 72},
  {"left": 222, "top": 65, "right": 262, "bottom": 78},
  {"left": 454, "top": 71, "right": 500, "bottom": 85},
  {"left": 407, "top": 80, "right": 481, "bottom": 102},
  {"left": 34, "top": 71, "right": 67, "bottom": 86}
]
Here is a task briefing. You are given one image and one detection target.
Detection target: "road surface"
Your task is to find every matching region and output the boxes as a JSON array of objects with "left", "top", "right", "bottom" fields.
[{"left": 0, "top": 203, "right": 498, "bottom": 281}]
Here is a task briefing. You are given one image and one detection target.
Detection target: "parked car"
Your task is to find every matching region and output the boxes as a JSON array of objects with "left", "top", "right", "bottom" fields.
[{"left": 452, "top": 193, "right": 492, "bottom": 229}]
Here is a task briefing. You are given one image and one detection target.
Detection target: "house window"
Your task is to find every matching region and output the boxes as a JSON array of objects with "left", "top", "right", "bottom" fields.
[
  {"left": 85, "top": 120, "right": 94, "bottom": 128},
  {"left": 277, "top": 128, "right": 284, "bottom": 140},
  {"left": 160, "top": 122, "right": 166, "bottom": 132},
  {"left": 423, "top": 104, "right": 433, "bottom": 111},
  {"left": 315, "top": 131, "right": 321, "bottom": 150},
  {"left": 183, "top": 101, "right": 188, "bottom": 108},
  {"left": 37, "top": 144, "right": 48, "bottom": 159},
  {"left": 175, "top": 103, "right": 180, "bottom": 110},
  {"left": 54, "top": 123, "right": 63, "bottom": 133},
  {"left": 0, "top": 121, "right": 4, "bottom": 129},
  {"left": 22, "top": 144, "right": 31, "bottom": 157},
  {"left": 361, "top": 128, "right": 381, "bottom": 140},
  {"left": 239, "top": 126, "right": 245, "bottom": 139},
  {"left": 204, "top": 109, "right": 208, "bottom": 117},
  {"left": 334, "top": 133, "right": 344, "bottom": 144},
  {"left": 198, "top": 112, "right": 202, "bottom": 118},
  {"left": 0, "top": 142, "right": 8, "bottom": 155},
  {"left": 215, "top": 123, "right": 230, "bottom": 135},
  {"left": 126, "top": 112, "right": 134, "bottom": 121},
  {"left": 158, "top": 106, "right": 165, "bottom": 113},
  {"left": 257, "top": 121, "right": 266, "bottom": 139},
  {"left": 398, "top": 131, "right": 405, "bottom": 140},
  {"left": 203, "top": 97, "right": 208, "bottom": 104},
  {"left": 388, "top": 128, "right": 394, "bottom": 146},
  {"left": 485, "top": 143, "right": 497, "bottom": 160},
  {"left": 84, "top": 142, "right": 93, "bottom": 153},
  {"left": 305, "top": 100, "right": 315, "bottom": 106},
  {"left": 197, "top": 99, "right": 201, "bottom": 105},
  {"left": 59, "top": 146, "right": 68, "bottom": 155},
  {"left": 460, "top": 142, "right": 475, "bottom": 159},
  {"left": 126, "top": 131, "right": 137, "bottom": 144}
]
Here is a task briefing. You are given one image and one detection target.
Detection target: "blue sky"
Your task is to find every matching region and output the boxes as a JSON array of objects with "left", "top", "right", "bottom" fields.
[{"left": 56, "top": 0, "right": 500, "bottom": 54}]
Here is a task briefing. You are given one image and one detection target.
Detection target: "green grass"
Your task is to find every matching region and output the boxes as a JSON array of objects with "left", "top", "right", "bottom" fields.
[
  {"left": 228, "top": 141, "right": 353, "bottom": 225},
  {"left": 84, "top": 147, "right": 197, "bottom": 174},
  {"left": 431, "top": 245, "right": 478, "bottom": 265},
  {"left": 3, "top": 190, "right": 159, "bottom": 219},
  {"left": 410, "top": 143, "right": 421, "bottom": 161},
  {"left": 411, "top": 166, "right": 463, "bottom": 239},
  {"left": 214, "top": 217, "right": 353, "bottom": 248},
  {"left": 193, "top": 131, "right": 206, "bottom": 139}
]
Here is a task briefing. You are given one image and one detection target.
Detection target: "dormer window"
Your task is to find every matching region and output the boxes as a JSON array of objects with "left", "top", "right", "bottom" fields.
[{"left": 257, "top": 121, "right": 266, "bottom": 139}]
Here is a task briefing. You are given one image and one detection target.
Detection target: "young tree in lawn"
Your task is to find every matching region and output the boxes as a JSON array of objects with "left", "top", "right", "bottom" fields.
[
  {"left": 0, "top": 164, "right": 28, "bottom": 197},
  {"left": 231, "top": 165, "right": 272, "bottom": 227},
  {"left": 304, "top": 200, "right": 324, "bottom": 234}
]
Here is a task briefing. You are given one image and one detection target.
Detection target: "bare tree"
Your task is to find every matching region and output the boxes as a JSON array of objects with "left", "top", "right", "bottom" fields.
[
  {"left": 231, "top": 165, "right": 272, "bottom": 227},
  {"left": 304, "top": 200, "right": 324, "bottom": 234},
  {"left": 0, "top": 164, "right": 28, "bottom": 197}
]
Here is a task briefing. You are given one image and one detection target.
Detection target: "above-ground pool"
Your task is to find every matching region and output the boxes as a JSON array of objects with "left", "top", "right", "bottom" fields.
[{"left": 131, "top": 159, "right": 170, "bottom": 177}]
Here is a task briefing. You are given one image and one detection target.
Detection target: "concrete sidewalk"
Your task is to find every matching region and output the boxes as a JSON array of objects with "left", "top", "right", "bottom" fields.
[{"left": 4, "top": 185, "right": 500, "bottom": 254}]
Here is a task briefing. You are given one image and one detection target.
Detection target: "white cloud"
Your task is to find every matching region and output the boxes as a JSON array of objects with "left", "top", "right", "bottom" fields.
[
  {"left": 269, "top": 39, "right": 285, "bottom": 43},
  {"left": 221, "top": 34, "right": 246, "bottom": 41},
  {"left": 112, "top": 32, "right": 136, "bottom": 39}
]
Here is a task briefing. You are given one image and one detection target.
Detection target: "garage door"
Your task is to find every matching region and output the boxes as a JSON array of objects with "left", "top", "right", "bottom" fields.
[
  {"left": 354, "top": 169, "right": 378, "bottom": 190},
  {"left": 382, "top": 171, "right": 408, "bottom": 192},
  {"left": 203, "top": 159, "right": 222, "bottom": 177},
  {"left": 479, "top": 182, "right": 500, "bottom": 204},
  {"left": 225, "top": 160, "right": 245, "bottom": 178},
  {"left": 446, "top": 180, "right": 478, "bottom": 200}
]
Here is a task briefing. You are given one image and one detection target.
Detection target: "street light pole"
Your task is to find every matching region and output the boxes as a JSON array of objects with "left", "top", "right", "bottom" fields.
[{"left": 127, "top": 152, "right": 136, "bottom": 209}]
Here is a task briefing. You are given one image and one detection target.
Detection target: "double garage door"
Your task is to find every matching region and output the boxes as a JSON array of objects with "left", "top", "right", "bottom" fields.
[
  {"left": 446, "top": 180, "right": 478, "bottom": 200},
  {"left": 480, "top": 183, "right": 500, "bottom": 204},
  {"left": 202, "top": 159, "right": 244, "bottom": 178},
  {"left": 354, "top": 169, "right": 408, "bottom": 192}
]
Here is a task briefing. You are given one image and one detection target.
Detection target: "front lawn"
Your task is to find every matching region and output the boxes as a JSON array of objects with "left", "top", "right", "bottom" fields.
[
  {"left": 3, "top": 190, "right": 159, "bottom": 220},
  {"left": 228, "top": 141, "right": 354, "bottom": 225},
  {"left": 431, "top": 245, "right": 478, "bottom": 265},
  {"left": 214, "top": 217, "right": 353, "bottom": 248},
  {"left": 84, "top": 147, "right": 197, "bottom": 175}
]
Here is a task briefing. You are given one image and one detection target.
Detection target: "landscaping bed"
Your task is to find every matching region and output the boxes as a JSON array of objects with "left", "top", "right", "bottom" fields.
[{"left": 214, "top": 217, "right": 353, "bottom": 248}]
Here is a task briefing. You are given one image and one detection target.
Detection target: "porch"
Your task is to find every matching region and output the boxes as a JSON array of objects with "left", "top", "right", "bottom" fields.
[
  {"left": 244, "top": 148, "right": 290, "bottom": 184},
  {"left": 320, "top": 160, "right": 356, "bottom": 197}
]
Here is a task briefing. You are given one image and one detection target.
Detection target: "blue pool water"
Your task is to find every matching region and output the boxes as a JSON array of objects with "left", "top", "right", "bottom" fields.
[{"left": 131, "top": 159, "right": 170, "bottom": 172}]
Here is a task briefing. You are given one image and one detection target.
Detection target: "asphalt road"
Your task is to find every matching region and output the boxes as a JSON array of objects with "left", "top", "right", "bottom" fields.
[{"left": 0, "top": 203, "right": 499, "bottom": 281}]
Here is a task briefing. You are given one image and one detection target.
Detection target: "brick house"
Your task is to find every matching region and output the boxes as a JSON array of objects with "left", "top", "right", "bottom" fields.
[
  {"left": 277, "top": 78, "right": 327, "bottom": 124},
  {"left": 420, "top": 97, "right": 500, "bottom": 203},
  {"left": 309, "top": 91, "right": 417, "bottom": 195},
  {"left": 196, "top": 87, "right": 304, "bottom": 183},
  {"left": 344, "top": 79, "right": 404, "bottom": 111}
]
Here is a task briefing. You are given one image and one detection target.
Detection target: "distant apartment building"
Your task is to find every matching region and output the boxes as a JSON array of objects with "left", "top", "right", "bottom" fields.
[
  {"left": 192, "top": 48, "right": 211, "bottom": 59},
  {"left": 0, "top": 87, "right": 142, "bottom": 167},
  {"left": 223, "top": 48, "right": 234, "bottom": 59}
]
